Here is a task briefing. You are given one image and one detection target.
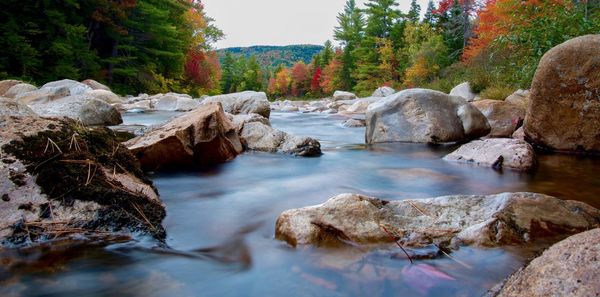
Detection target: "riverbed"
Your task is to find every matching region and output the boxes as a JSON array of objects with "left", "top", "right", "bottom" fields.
[{"left": 2, "top": 111, "right": 599, "bottom": 297}]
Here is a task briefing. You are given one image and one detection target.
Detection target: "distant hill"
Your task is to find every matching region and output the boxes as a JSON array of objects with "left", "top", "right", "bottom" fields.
[{"left": 217, "top": 45, "right": 324, "bottom": 69}]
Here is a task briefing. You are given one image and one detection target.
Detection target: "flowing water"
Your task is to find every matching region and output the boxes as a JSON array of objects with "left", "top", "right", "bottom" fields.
[{"left": 2, "top": 111, "right": 599, "bottom": 297}]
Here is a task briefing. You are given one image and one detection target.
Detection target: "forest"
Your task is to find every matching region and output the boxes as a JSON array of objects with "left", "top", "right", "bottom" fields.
[{"left": 1, "top": 0, "right": 599, "bottom": 99}]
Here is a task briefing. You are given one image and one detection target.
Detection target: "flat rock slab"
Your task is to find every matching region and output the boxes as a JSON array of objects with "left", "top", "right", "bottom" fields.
[
  {"left": 276, "top": 193, "right": 599, "bottom": 249},
  {"left": 492, "top": 228, "right": 600, "bottom": 297},
  {"left": 444, "top": 139, "right": 537, "bottom": 171}
]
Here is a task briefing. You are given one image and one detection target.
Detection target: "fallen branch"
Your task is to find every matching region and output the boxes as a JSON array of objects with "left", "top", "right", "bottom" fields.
[{"left": 379, "top": 224, "right": 413, "bottom": 264}]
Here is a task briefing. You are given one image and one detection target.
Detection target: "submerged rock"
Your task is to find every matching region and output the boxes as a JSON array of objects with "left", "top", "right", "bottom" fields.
[
  {"left": 125, "top": 103, "right": 243, "bottom": 171},
  {"left": 29, "top": 94, "right": 123, "bottom": 126},
  {"left": 0, "top": 116, "right": 166, "bottom": 247},
  {"left": 333, "top": 91, "right": 357, "bottom": 101},
  {"left": 492, "top": 228, "right": 600, "bottom": 297},
  {"left": 524, "top": 35, "right": 600, "bottom": 153},
  {"left": 240, "top": 121, "right": 321, "bottom": 157},
  {"left": 366, "top": 88, "right": 490, "bottom": 144},
  {"left": 342, "top": 119, "right": 366, "bottom": 128},
  {"left": 472, "top": 100, "right": 525, "bottom": 138},
  {"left": 275, "top": 193, "right": 599, "bottom": 248},
  {"left": 203, "top": 91, "right": 270, "bottom": 118},
  {"left": 444, "top": 139, "right": 537, "bottom": 171}
]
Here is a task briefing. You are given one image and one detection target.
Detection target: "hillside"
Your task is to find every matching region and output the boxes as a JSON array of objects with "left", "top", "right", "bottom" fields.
[{"left": 217, "top": 44, "right": 324, "bottom": 69}]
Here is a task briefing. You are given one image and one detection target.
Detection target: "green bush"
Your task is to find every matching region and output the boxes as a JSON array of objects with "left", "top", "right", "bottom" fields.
[{"left": 480, "top": 85, "right": 514, "bottom": 101}]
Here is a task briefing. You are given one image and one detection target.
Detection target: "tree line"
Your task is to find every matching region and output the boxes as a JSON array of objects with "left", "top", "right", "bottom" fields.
[
  {"left": 221, "top": 0, "right": 599, "bottom": 99},
  {"left": 0, "top": 0, "right": 223, "bottom": 95}
]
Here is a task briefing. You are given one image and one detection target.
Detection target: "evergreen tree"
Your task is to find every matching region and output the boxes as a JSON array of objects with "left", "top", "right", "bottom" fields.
[
  {"left": 242, "top": 55, "right": 263, "bottom": 91},
  {"left": 423, "top": 0, "right": 437, "bottom": 25},
  {"left": 334, "top": 0, "right": 364, "bottom": 90},
  {"left": 442, "top": 0, "right": 467, "bottom": 62},
  {"left": 321, "top": 40, "right": 335, "bottom": 66},
  {"left": 221, "top": 52, "right": 236, "bottom": 93},
  {"left": 408, "top": 0, "right": 422, "bottom": 23}
]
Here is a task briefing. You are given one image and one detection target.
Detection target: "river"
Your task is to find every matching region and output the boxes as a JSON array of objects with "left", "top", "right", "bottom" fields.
[{"left": 1, "top": 111, "right": 599, "bottom": 297}]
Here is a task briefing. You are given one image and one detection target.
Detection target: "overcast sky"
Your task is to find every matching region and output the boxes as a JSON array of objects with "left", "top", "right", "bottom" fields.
[{"left": 202, "top": 0, "right": 431, "bottom": 49}]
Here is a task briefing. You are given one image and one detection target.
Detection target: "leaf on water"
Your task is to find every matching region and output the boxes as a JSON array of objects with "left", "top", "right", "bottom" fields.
[{"left": 401, "top": 264, "right": 455, "bottom": 295}]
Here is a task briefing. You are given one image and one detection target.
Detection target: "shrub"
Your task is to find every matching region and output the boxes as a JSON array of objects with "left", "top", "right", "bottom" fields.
[{"left": 480, "top": 85, "right": 514, "bottom": 101}]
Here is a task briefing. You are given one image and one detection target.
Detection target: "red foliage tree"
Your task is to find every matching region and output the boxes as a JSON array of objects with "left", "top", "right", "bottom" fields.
[
  {"left": 310, "top": 66, "right": 322, "bottom": 95},
  {"left": 291, "top": 62, "right": 310, "bottom": 97}
]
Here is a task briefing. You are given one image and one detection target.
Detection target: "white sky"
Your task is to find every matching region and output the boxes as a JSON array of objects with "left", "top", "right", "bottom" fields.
[{"left": 202, "top": 0, "right": 431, "bottom": 49}]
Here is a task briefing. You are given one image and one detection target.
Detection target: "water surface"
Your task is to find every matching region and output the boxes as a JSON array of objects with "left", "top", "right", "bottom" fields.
[{"left": 2, "top": 111, "right": 598, "bottom": 297}]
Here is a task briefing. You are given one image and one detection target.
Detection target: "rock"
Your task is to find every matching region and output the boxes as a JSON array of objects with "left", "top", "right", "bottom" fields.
[
  {"left": 15, "top": 87, "right": 70, "bottom": 105},
  {"left": 328, "top": 99, "right": 357, "bottom": 110},
  {"left": 333, "top": 91, "right": 357, "bottom": 101},
  {"left": 443, "top": 139, "right": 537, "bottom": 171},
  {"left": 85, "top": 89, "right": 122, "bottom": 104},
  {"left": 344, "top": 97, "right": 379, "bottom": 114},
  {"left": 524, "top": 35, "right": 600, "bottom": 153},
  {"left": 40, "top": 79, "right": 92, "bottom": 96},
  {"left": 366, "top": 88, "right": 490, "bottom": 144},
  {"left": 342, "top": 119, "right": 366, "bottom": 128},
  {"left": 125, "top": 103, "right": 243, "bottom": 171},
  {"left": 0, "top": 98, "right": 38, "bottom": 117},
  {"left": 372, "top": 86, "right": 396, "bottom": 97},
  {"left": 203, "top": 91, "right": 270, "bottom": 118},
  {"left": 226, "top": 112, "right": 271, "bottom": 134},
  {"left": 321, "top": 109, "right": 337, "bottom": 114},
  {"left": 493, "top": 228, "right": 600, "bottom": 297},
  {"left": 472, "top": 100, "right": 525, "bottom": 138},
  {"left": 275, "top": 192, "right": 600, "bottom": 248},
  {"left": 0, "top": 80, "right": 23, "bottom": 96},
  {"left": 120, "top": 100, "right": 153, "bottom": 112},
  {"left": 0, "top": 116, "right": 166, "bottom": 247},
  {"left": 29, "top": 94, "right": 122, "bottom": 126},
  {"left": 240, "top": 122, "right": 321, "bottom": 157},
  {"left": 3, "top": 83, "right": 38, "bottom": 99},
  {"left": 153, "top": 94, "right": 201, "bottom": 111},
  {"left": 504, "top": 89, "right": 530, "bottom": 108},
  {"left": 450, "top": 82, "right": 476, "bottom": 102},
  {"left": 81, "top": 79, "right": 111, "bottom": 91},
  {"left": 512, "top": 127, "right": 525, "bottom": 140},
  {"left": 280, "top": 106, "right": 299, "bottom": 112}
]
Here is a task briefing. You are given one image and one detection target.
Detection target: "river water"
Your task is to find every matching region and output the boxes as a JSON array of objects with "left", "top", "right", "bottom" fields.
[{"left": 2, "top": 111, "right": 599, "bottom": 297}]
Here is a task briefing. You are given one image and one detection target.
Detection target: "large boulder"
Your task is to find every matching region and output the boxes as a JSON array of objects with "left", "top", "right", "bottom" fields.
[
  {"left": 226, "top": 112, "right": 271, "bottom": 134},
  {"left": 333, "top": 91, "right": 357, "bottom": 101},
  {"left": 472, "top": 100, "right": 525, "bottom": 138},
  {"left": 40, "top": 79, "right": 92, "bottom": 96},
  {"left": 0, "top": 98, "right": 38, "bottom": 117},
  {"left": 372, "top": 86, "right": 396, "bottom": 97},
  {"left": 493, "top": 228, "right": 600, "bottom": 297},
  {"left": 125, "top": 103, "right": 243, "bottom": 171},
  {"left": 0, "top": 116, "right": 166, "bottom": 247},
  {"left": 81, "top": 79, "right": 111, "bottom": 91},
  {"left": 444, "top": 139, "right": 537, "bottom": 171},
  {"left": 450, "top": 82, "right": 476, "bottom": 102},
  {"left": 366, "top": 88, "right": 490, "bottom": 144},
  {"left": 275, "top": 193, "right": 599, "bottom": 248},
  {"left": 240, "top": 121, "right": 321, "bottom": 157},
  {"left": 524, "top": 35, "right": 600, "bottom": 153},
  {"left": 3, "top": 83, "right": 38, "bottom": 99},
  {"left": 203, "top": 91, "right": 270, "bottom": 118},
  {"left": 0, "top": 80, "right": 23, "bottom": 96},
  {"left": 29, "top": 94, "right": 122, "bottom": 126},
  {"left": 153, "top": 94, "right": 201, "bottom": 111},
  {"left": 85, "top": 89, "right": 122, "bottom": 104},
  {"left": 15, "top": 87, "right": 70, "bottom": 105}
]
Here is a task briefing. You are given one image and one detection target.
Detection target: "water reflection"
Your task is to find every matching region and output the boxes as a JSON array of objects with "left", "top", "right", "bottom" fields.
[{"left": 2, "top": 111, "right": 599, "bottom": 297}]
